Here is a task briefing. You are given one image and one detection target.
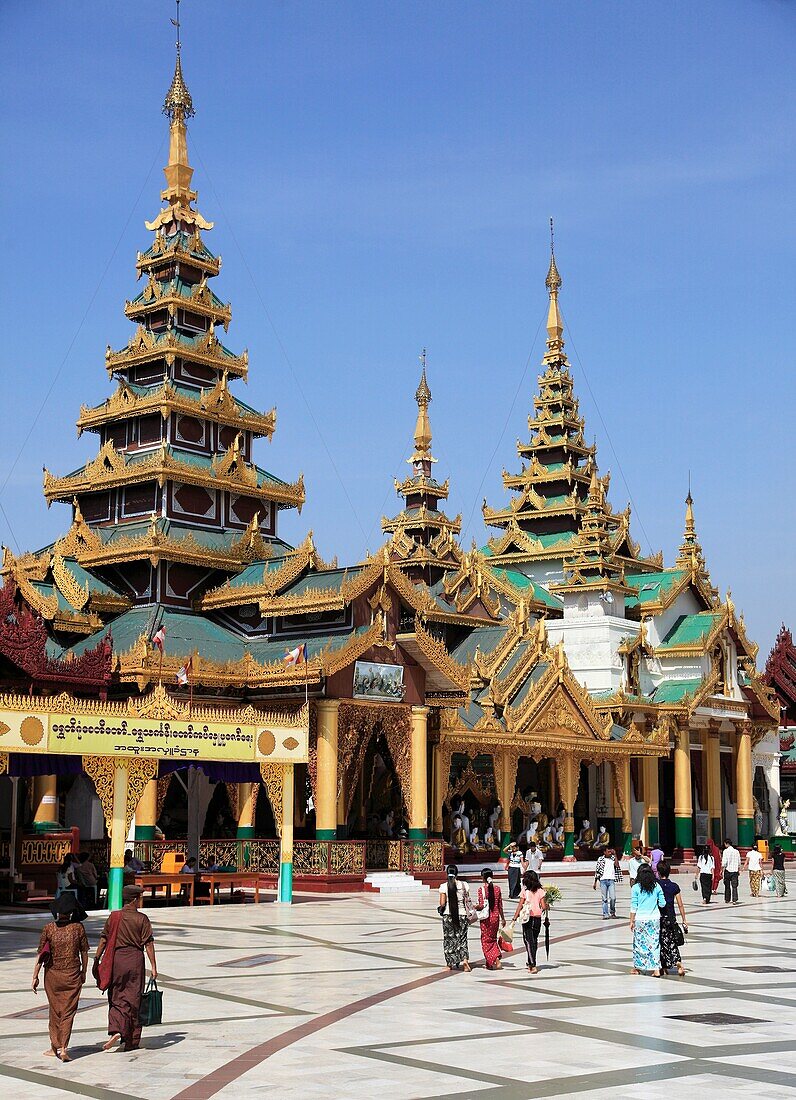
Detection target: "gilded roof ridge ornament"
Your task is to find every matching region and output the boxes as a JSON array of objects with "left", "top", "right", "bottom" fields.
[
  {"left": 410, "top": 349, "right": 435, "bottom": 463},
  {"left": 543, "top": 218, "right": 567, "bottom": 364}
]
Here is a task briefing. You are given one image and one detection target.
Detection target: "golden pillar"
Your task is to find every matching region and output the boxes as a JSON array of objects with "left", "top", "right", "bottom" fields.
[
  {"left": 315, "top": 700, "right": 339, "bottom": 840},
  {"left": 557, "top": 752, "right": 579, "bottom": 859},
  {"left": 500, "top": 750, "right": 515, "bottom": 836},
  {"left": 237, "top": 781, "right": 257, "bottom": 839},
  {"left": 674, "top": 719, "right": 693, "bottom": 852},
  {"left": 642, "top": 756, "right": 660, "bottom": 847},
  {"left": 736, "top": 723, "right": 754, "bottom": 848},
  {"left": 33, "top": 775, "right": 59, "bottom": 832},
  {"left": 278, "top": 764, "right": 295, "bottom": 903},
  {"left": 616, "top": 756, "right": 633, "bottom": 856},
  {"left": 336, "top": 771, "right": 348, "bottom": 838},
  {"left": 703, "top": 726, "right": 723, "bottom": 844},
  {"left": 134, "top": 778, "right": 158, "bottom": 841},
  {"left": 409, "top": 706, "right": 429, "bottom": 839},
  {"left": 432, "top": 742, "right": 446, "bottom": 836}
]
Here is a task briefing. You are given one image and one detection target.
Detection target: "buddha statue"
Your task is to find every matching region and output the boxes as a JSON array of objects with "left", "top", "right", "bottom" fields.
[
  {"left": 576, "top": 819, "right": 595, "bottom": 848},
  {"left": 528, "top": 790, "right": 542, "bottom": 821},
  {"left": 470, "top": 828, "right": 483, "bottom": 851},
  {"left": 591, "top": 824, "right": 610, "bottom": 850},
  {"left": 452, "top": 815, "right": 469, "bottom": 853},
  {"left": 536, "top": 812, "right": 549, "bottom": 834},
  {"left": 538, "top": 824, "right": 556, "bottom": 852},
  {"left": 484, "top": 825, "right": 497, "bottom": 848}
]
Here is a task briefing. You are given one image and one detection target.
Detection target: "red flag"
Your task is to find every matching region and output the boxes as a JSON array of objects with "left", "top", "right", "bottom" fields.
[{"left": 152, "top": 625, "right": 166, "bottom": 653}]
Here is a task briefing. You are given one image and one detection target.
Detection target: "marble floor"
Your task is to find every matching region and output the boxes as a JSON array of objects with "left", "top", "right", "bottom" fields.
[{"left": 0, "top": 874, "right": 794, "bottom": 1098}]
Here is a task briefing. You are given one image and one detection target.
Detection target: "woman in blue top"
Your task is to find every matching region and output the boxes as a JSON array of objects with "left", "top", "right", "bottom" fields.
[{"left": 629, "top": 863, "right": 665, "bottom": 976}]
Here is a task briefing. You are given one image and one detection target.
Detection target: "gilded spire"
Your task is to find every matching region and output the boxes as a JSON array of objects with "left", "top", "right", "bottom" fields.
[
  {"left": 544, "top": 218, "right": 565, "bottom": 358},
  {"left": 146, "top": 2, "right": 213, "bottom": 233},
  {"left": 163, "top": 1, "right": 194, "bottom": 120},
  {"left": 412, "top": 349, "right": 433, "bottom": 460}
]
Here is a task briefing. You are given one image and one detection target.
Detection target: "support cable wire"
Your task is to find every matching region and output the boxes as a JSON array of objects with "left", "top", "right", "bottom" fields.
[
  {"left": 561, "top": 310, "right": 653, "bottom": 556},
  {"left": 461, "top": 312, "right": 546, "bottom": 544},
  {"left": 192, "top": 146, "right": 370, "bottom": 548},
  {"left": 0, "top": 136, "right": 168, "bottom": 552}
]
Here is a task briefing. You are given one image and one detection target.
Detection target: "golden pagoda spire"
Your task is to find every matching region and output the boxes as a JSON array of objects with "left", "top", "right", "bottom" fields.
[
  {"left": 146, "top": 1, "right": 213, "bottom": 232},
  {"left": 411, "top": 348, "right": 434, "bottom": 462},
  {"left": 543, "top": 219, "right": 566, "bottom": 362},
  {"left": 675, "top": 486, "right": 705, "bottom": 573}
]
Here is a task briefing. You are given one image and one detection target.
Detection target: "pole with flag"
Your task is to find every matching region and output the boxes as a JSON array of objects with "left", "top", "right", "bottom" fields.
[
  {"left": 152, "top": 624, "right": 166, "bottom": 684},
  {"left": 283, "top": 643, "right": 308, "bottom": 706},
  {"left": 176, "top": 653, "right": 194, "bottom": 714}
]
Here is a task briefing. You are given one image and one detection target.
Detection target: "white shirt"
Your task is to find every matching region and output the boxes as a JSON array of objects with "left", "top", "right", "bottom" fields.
[
  {"left": 697, "top": 854, "right": 714, "bottom": 874},
  {"left": 526, "top": 849, "right": 544, "bottom": 872},
  {"left": 722, "top": 846, "right": 741, "bottom": 873},
  {"left": 746, "top": 849, "right": 762, "bottom": 872},
  {"left": 599, "top": 856, "right": 618, "bottom": 881}
]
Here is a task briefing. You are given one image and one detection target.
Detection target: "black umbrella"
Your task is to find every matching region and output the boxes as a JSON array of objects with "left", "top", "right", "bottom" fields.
[{"left": 544, "top": 911, "right": 550, "bottom": 959}]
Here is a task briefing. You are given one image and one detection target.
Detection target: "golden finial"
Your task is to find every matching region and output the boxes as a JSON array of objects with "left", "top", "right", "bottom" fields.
[
  {"left": 411, "top": 349, "right": 434, "bottom": 461},
  {"left": 588, "top": 464, "right": 601, "bottom": 504},
  {"left": 163, "top": 1, "right": 194, "bottom": 120},
  {"left": 726, "top": 588, "right": 735, "bottom": 623},
  {"left": 545, "top": 217, "right": 564, "bottom": 348}
]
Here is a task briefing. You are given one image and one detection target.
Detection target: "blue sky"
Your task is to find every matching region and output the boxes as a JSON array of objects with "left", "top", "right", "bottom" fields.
[{"left": 1, "top": 1, "right": 794, "bottom": 660}]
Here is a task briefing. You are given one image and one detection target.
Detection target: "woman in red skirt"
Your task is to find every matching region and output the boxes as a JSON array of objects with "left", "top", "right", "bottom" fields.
[{"left": 476, "top": 868, "right": 504, "bottom": 969}]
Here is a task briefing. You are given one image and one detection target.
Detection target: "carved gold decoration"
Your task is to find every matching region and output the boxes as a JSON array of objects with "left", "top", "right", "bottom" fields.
[
  {"left": 83, "top": 755, "right": 158, "bottom": 839},
  {"left": 44, "top": 442, "right": 304, "bottom": 510},
  {"left": 259, "top": 762, "right": 283, "bottom": 838}
]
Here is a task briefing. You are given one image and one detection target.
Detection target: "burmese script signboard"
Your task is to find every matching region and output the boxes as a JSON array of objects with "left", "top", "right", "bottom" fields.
[{"left": 0, "top": 698, "right": 307, "bottom": 764}]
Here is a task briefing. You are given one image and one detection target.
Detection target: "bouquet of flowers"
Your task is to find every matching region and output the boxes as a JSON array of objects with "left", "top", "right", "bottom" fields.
[{"left": 544, "top": 885, "right": 562, "bottom": 908}]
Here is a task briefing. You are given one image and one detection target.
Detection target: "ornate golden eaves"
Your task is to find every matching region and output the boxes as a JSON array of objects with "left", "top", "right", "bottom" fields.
[
  {"left": 105, "top": 325, "right": 248, "bottom": 381},
  {"left": 136, "top": 230, "right": 221, "bottom": 278},
  {"left": 77, "top": 376, "right": 275, "bottom": 440},
  {"left": 125, "top": 275, "right": 232, "bottom": 330},
  {"left": 200, "top": 532, "right": 337, "bottom": 610},
  {"left": 43, "top": 441, "right": 304, "bottom": 510}
]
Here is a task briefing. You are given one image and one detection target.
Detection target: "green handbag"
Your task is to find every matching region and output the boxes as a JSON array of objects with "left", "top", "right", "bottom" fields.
[{"left": 139, "top": 978, "right": 162, "bottom": 1027}]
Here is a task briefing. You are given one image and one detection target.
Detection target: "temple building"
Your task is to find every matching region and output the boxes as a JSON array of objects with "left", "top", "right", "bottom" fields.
[{"left": 0, "top": 40, "right": 781, "bottom": 906}]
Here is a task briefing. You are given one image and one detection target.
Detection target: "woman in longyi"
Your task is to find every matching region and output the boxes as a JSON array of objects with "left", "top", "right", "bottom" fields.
[
  {"left": 32, "top": 894, "right": 89, "bottom": 1061},
  {"left": 95, "top": 884, "right": 158, "bottom": 1052}
]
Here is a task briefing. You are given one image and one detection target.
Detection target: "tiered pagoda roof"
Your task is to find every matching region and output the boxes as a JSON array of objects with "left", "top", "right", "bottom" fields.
[
  {"left": 382, "top": 358, "right": 463, "bottom": 582},
  {"left": 36, "top": 48, "right": 303, "bottom": 618},
  {"left": 482, "top": 242, "right": 659, "bottom": 579}
]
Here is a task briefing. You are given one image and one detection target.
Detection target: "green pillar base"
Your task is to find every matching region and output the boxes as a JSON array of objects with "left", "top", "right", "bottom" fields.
[
  {"left": 236, "top": 825, "right": 255, "bottom": 839},
  {"left": 408, "top": 828, "right": 427, "bottom": 841},
  {"left": 135, "top": 825, "right": 156, "bottom": 841},
  {"left": 622, "top": 831, "right": 633, "bottom": 856},
  {"left": 675, "top": 815, "right": 693, "bottom": 850},
  {"left": 771, "top": 835, "right": 793, "bottom": 852},
  {"left": 563, "top": 831, "right": 575, "bottom": 858},
  {"left": 316, "top": 829, "right": 336, "bottom": 840},
  {"left": 646, "top": 815, "right": 659, "bottom": 846},
  {"left": 709, "top": 817, "right": 722, "bottom": 844},
  {"left": 32, "top": 820, "right": 61, "bottom": 834},
  {"left": 737, "top": 816, "right": 754, "bottom": 847},
  {"left": 107, "top": 866, "right": 124, "bottom": 912},
  {"left": 277, "top": 861, "right": 293, "bottom": 903}
]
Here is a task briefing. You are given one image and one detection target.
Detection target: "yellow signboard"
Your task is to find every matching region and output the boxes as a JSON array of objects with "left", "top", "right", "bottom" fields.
[{"left": 0, "top": 697, "right": 308, "bottom": 764}]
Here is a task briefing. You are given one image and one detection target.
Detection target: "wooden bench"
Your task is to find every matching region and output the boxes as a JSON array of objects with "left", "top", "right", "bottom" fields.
[{"left": 135, "top": 872, "right": 195, "bottom": 907}]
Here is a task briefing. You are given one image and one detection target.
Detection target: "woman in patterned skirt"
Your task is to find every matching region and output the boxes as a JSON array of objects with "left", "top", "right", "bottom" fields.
[
  {"left": 629, "top": 863, "right": 665, "bottom": 976},
  {"left": 746, "top": 847, "right": 763, "bottom": 897},
  {"left": 657, "top": 860, "right": 687, "bottom": 976},
  {"left": 32, "top": 894, "right": 89, "bottom": 1061},
  {"left": 476, "top": 868, "right": 504, "bottom": 970},
  {"left": 437, "top": 865, "right": 472, "bottom": 971}
]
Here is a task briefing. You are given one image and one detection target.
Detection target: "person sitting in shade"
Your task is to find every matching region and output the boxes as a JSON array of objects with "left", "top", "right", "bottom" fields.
[
  {"left": 591, "top": 825, "right": 610, "bottom": 850},
  {"left": 122, "top": 850, "right": 144, "bottom": 876},
  {"left": 180, "top": 857, "right": 197, "bottom": 874},
  {"left": 575, "top": 820, "right": 595, "bottom": 849}
]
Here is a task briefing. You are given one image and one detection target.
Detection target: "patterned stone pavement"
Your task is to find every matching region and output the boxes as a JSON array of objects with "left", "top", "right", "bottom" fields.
[{"left": 0, "top": 874, "right": 794, "bottom": 1098}]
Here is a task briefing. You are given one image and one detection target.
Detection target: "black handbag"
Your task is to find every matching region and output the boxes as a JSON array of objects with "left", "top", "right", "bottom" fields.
[
  {"left": 139, "top": 978, "right": 162, "bottom": 1027},
  {"left": 673, "top": 922, "right": 686, "bottom": 947}
]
